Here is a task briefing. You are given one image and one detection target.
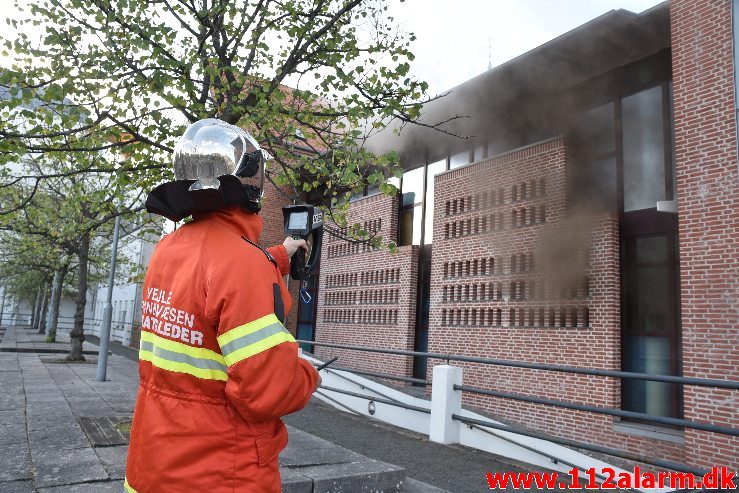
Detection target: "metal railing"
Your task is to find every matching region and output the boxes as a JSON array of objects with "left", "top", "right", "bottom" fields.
[
  {"left": 7, "top": 313, "right": 138, "bottom": 328},
  {"left": 300, "top": 339, "right": 738, "bottom": 477}
]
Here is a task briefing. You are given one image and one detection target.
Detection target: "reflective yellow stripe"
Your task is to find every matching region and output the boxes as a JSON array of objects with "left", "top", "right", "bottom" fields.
[
  {"left": 217, "top": 313, "right": 281, "bottom": 346},
  {"left": 124, "top": 477, "right": 137, "bottom": 493},
  {"left": 139, "top": 330, "right": 227, "bottom": 381},
  {"left": 140, "top": 330, "right": 224, "bottom": 363},
  {"left": 217, "top": 313, "right": 295, "bottom": 366},
  {"left": 221, "top": 331, "right": 295, "bottom": 366},
  {"left": 139, "top": 350, "right": 228, "bottom": 381}
]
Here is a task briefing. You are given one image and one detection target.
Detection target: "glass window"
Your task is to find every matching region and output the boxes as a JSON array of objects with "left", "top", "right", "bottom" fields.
[
  {"left": 622, "top": 335, "right": 673, "bottom": 416},
  {"left": 622, "top": 232, "right": 678, "bottom": 418},
  {"left": 401, "top": 167, "right": 424, "bottom": 207},
  {"left": 473, "top": 144, "right": 486, "bottom": 162},
  {"left": 424, "top": 160, "right": 447, "bottom": 244},
  {"left": 399, "top": 166, "right": 425, "bottom": 246},
  {"left": 487, "top": 142, "right": 499, "bottom": 159},
  {"left": 398, "top": 206, "right": 422, "bottom": 246},
  {"left": 449, "top": 151, "right": 470, "bottom": 169},
  {"left": 622, "top": 86, "right": 667, "bottom": 212}
]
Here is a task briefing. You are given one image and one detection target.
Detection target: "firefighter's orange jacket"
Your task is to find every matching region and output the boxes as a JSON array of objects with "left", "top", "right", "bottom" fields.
[{"left": 125, "top": 206, "right": 319, "bottom": 493}]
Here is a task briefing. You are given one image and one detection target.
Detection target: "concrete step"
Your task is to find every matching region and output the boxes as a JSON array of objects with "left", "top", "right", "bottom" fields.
[
  {"left": 402, "top": 478, "right": 452, "bottom": 492},
  {"left": 281, "top": 426, "right": 406, "bottom": 492}
]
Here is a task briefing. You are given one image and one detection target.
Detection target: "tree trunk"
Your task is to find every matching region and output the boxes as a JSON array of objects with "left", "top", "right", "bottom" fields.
[
  {"left": 67, "top": 233, "right": 90, "bottom": 361},
  {"left": 0, "top": 287, "right": 6, "bottom": 327},
  {"left": 37, "top": 287, "right": 50, "bottom": 334},
  {"left": 30, "top": 289, "right": 41, "bottom": 329},
  {"left": 46, "top": 268, "right": 66, "bottom": 343}
]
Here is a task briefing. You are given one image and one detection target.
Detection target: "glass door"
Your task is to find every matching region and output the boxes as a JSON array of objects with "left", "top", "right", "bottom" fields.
[
  {"left": 296, "top": 272, "right": 319, "bottom": 353},
  {"left": 621, "top": 211, "right": 681, "bottom": 418}
]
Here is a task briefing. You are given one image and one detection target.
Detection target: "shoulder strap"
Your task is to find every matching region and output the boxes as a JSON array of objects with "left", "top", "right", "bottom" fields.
[{"left": 241, "top": 235, "right": 278, "bottom": 268}]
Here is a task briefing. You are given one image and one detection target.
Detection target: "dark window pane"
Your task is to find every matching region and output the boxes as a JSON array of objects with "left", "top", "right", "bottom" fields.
[
  {"left": 399, "top": 205, "right": 422, "bottom": 246},
  {"left": 622, "top": 232, "right": 677, "bottom": 418},
  {"left": 635, "top": 235, "right": 668, "bottom": 264},
  {"left": 424, "top": 160, "right": 446, "bottom": 244},
  {"left": 622, "top": 85, "right": 667, "bottom": 212},
  {"left": 401, "top": 167, "right": 424, "bottom": 207},
  {"left": 622, "top": 336, "right": 675, "bottom": 417}
]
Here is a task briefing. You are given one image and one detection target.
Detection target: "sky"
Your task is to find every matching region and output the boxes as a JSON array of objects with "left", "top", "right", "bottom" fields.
[
  {"left": 0, "top": 0, "right": 665, "bottom": 95},
  {"left": 388, "top": 0, "right": 666, "bottom": 94}
]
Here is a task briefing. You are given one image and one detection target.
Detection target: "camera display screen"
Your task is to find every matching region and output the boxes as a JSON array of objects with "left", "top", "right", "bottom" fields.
[{"left": 288, "top": 211, "right": 309, "bottom": 230}]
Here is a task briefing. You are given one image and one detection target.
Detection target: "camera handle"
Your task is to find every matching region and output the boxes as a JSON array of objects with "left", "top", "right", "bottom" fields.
[{"left": 289, "top": 226, "right": 323, "bottom": 282}]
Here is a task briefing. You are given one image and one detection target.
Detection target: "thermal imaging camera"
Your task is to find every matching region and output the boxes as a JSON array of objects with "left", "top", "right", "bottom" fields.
[{"left": 283, "top": 204, "right": 323, "bottom": 281}]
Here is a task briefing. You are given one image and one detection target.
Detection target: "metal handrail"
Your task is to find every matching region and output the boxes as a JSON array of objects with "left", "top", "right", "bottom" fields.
[
  {"left": 313, "top": 363, "right": 430, "bottom": 386},
  {"left": 319, "top": 385, "right": 431, "bottom": 414},
  {"left": 455, "top": 384, "right": 739, "bottom": 437},
  {"left": 452, "top": 414, "right": 707, "bottom": 477},
  {"left": 301, "top": 337, "right": 739, "bottom": 478},
  {"left": 298, "top": 339, "right": 739, "bottom": 390}
]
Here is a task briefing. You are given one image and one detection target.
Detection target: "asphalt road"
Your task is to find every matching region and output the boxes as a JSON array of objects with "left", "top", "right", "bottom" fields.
[{"left": 284, "top": 397, "right": 568, "bottom": 492}]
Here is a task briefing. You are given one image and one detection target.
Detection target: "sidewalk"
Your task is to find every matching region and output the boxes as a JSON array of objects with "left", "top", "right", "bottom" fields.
[
  {"left": 0, "top": 327, "right": 138, "bottom": 492},
  {"left": 0, "top": 326, "right": 431, "bottom": 492},
  {"left": 0, "top": 325, "right": 566, "bottom": 492}
]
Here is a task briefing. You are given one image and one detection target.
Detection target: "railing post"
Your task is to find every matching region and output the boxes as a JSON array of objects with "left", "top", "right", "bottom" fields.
[{"left": 430, "top": 364, "right": 463, "bottom": 444}]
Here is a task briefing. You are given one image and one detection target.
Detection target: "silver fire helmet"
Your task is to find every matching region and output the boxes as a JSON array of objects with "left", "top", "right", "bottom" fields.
[{"left": 173, "top": 118, "right": 269, "bottom": 197}]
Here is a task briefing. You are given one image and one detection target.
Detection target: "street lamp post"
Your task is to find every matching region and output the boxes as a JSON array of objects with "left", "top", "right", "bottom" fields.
[
  {"left": 0, "top": 286, "right": 6, "bottom": 327},
  {"left": 96, "top": 213, "right": 122, "bottom": 381}
]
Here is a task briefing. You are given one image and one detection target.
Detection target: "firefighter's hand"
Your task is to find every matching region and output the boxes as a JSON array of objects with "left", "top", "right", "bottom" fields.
[
  {"left": 283, "top": 237, "right": 307, "bottom": 258},
  {"left": 314, "top": 374, "right": 322, "bottom": 392}
]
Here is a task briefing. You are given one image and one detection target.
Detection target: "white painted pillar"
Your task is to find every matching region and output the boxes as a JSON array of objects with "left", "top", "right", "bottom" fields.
[{"left": 429, "top": 364, "right": 463, "bottom": 444}]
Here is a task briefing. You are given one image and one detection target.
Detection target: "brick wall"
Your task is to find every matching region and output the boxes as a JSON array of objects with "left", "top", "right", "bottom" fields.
[
  {"left": 428, "top": 137, "right": 687, "bottom": 463},
  {"left": 314, "top": 192, "right": 420, "bottom": 377},
  {"left": 671, "top": 0, "right": 739, "bottom": 469}
]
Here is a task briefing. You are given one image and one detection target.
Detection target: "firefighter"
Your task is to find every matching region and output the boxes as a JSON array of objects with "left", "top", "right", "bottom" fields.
[{"left": 125, "top": 119, "right": 320, "bottom": 492}]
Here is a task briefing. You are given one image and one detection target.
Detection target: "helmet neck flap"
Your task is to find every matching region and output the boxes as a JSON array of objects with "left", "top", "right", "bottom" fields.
[{"left": 145, "top": 175, "right": 261, "bottom": 222}]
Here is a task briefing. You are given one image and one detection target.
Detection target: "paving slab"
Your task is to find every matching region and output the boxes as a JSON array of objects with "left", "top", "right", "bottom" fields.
[
  {"left": 299, "top": 459, "right": 406, "bottom": 493},
  {"left": 0, "top": 480, "right": 35, "bottom": 493},
  {"left": 0, "top": 442, "right": 33, "bottom": 482},
  {"left": 279, "top": 467, "right": 313, "bottom": 493},
  {"left": 95, "top": 446, "right": 128, "bottom": 480},
  {"left": 404, "top": 478, "right": 453, "bottom": 493},
  {"left": 38, "top": 480, "right": 125, "bottom": 492},
  {"left": 0, "top": 410, "right": 27, "bottom": 445},
  {"left": 280, "top": 427, "right": 367, "bottom": 467},
  {"left": 28, "top": 423, "right": 91, "bottom": 451},
  {"left": 32, "top": 446, "right": 110, "bottom": 488}
]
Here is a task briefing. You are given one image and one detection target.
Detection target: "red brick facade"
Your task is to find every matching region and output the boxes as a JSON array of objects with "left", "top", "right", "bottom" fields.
[
  {"left": 671, "top": 0, "right": 739, "bottom": 469},
  {"left": 301, "top": 0, "right": 738, "bottom": 471},
  {"left": 314, "top": 193, "right": 419, "bottom": 377},
  {"left": 428, "top": 137, "right": 689, "bottom": 463}
]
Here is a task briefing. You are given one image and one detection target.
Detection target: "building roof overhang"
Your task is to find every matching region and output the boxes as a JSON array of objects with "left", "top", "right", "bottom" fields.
[{"left": 367, "top": 1, "right": 670, "bottom": 168}]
